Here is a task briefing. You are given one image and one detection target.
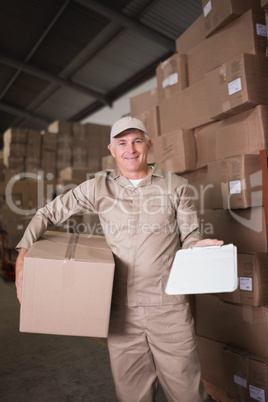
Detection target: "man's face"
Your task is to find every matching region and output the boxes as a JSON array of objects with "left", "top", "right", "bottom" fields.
[{"left": 108, "top": 130, "right": 151, "bottom": 177}]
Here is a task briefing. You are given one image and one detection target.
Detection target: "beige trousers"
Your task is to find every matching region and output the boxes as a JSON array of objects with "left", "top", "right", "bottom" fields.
[{"left": 108, "top": 303, "right": 208, "bottom": 402}]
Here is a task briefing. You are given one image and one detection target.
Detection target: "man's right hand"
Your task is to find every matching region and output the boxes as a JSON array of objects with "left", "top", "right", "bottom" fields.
[{"left": 15, "top": 248, "right": 28, "bottom": 303}]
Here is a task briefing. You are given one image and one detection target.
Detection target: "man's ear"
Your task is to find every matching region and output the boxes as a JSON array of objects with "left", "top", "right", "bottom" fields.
[
  {"left": 108, "top": 143, "right": 115, "bottom": 157},
  {"left": 147, "top": 139, "right": 152, "bottom": 151}
]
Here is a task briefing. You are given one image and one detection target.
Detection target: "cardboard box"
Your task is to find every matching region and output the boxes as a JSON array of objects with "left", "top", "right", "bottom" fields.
[
  {"left": 58, "top": 167, "right": 93, "bottom": 183},
  {"left": 4, "top": 175, "right": 67, "bottom": 212},
  {"left": 3, "top": 127, "right": 27, "bottom": 167},
  {"left": 72, "top": 123, "right": 88, "bottom": 144},
  {"left": 48, "top": 120, "right": 73, "bottom": 135},
  {"left": 198, "top": 207, "right": 267, "bottom": 253},
  {"left": 130, "top": 88, "right": 159, "bottom": 116},
  {"left": 156, "top": 53, "right": 188, "bottom": 101},
  {"left": 153, "top": 129, "right": 196, "bottom": 173},
  {"left": 205, "top": 53, "right": 268, "bottom": 120},
  {"left": 72, "top": 147, "right": 88, "bottom": 169},
  {"left": 196, "top": 336, "right": 226, "bottom": 390},
  {"left": 195, "top": 294, "right": 268, "bottom": 358},
  {"left": 41, "top": 131, "right": 58, "bottom": 151},
  {"left": 181, "top": 167, "right": 214, "bottom": 210},
  {"left": 216, "top": 105, "right": 268, "bottom": 160},
  {"left": 224, "top": 345, "right": 268, "bottom": 402},
  {"left": 207, "top": 155, "right": 263, "bottom": 209},
  {"left": 159, "top": 79, "right": 212, "bottom": 132},
  {"left": 187, "top": 9, "right": 267, "bottom": 86},
  {"left": 5, "top": 156, "right": 25, "bottom": 171},
  {"left": 219, "top": 252, "right": 268, "bottom": 307},
  {"left": 202, "top": 0, "right": 261, "bottom": 38},
  {"left": 20, "top": 232, "right": 115, "bottom": 337},
  {"left": 194, "top": 122, "right": 217, "bottom": 169},
  {"left": 134, "top": 106, "right": 161, "bottom": 138},
  {"left": 3, "top": 127, "right": 28, "bottom": 144},
  {"left": 41, "top": 150, "right": 57, "bottom": 178},
  {"left": 25, "top": 158, "right": 41, "bottom": 174},
  {"left": 266, "top": 10, "right": 268, "bottom": 39},
  {"left": 195, "top": 105, "right": 268, "bottom": 166},
  {"left": 175, "top": 14, "right": 206, "bottom": 53},
  {"left": 86, "top": 123, "right": 111, "bottom": 171},
  {"left": 4, "top": 142, "right": 26, "bottom": 159}
]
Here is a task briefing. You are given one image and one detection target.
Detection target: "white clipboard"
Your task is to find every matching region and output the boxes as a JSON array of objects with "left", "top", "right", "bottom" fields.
[{"left": 165, "top": 244, "right": 238, "bottom": 295}]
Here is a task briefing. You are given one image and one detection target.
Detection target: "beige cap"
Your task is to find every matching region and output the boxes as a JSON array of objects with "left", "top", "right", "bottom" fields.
[{"left": 110, "top": 116, "right": 147, "bottom": 142}]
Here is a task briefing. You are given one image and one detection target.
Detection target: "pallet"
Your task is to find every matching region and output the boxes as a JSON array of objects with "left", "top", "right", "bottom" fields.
[{"left": 204, "top": 380, "right": 235, "bottom": 402}]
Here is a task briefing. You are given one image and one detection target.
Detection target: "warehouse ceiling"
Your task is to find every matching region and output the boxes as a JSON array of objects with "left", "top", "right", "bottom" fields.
[{"left": 0, "top": 0, "right": 202, "bottom": 148}]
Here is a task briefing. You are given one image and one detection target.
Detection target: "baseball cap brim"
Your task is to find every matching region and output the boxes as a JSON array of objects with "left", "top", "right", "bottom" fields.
[{"left": 110, "top": 116, "right": 147, "bottom": 143}]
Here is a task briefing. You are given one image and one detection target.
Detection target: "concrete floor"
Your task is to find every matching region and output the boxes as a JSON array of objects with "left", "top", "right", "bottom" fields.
[{"left": 0, "top": 278, "right": 168, "bottom": 402}]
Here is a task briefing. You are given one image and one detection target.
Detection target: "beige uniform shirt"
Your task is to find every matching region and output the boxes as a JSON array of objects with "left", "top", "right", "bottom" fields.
[{"left": 17, "top": 164, "right": 203, "bottom": 306}]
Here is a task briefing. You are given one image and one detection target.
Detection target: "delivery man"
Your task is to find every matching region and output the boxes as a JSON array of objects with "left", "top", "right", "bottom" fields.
[{"left": 16, "top": 116, "right": 222, "bottom": 402}]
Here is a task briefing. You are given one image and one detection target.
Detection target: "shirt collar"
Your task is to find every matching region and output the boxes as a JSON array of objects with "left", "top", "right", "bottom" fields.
[{"left": 108, "top": 163, "right": 165, "bottom": 181}]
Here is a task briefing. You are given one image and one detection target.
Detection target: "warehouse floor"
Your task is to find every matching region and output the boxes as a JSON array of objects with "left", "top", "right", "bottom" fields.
[{"left": 0, "top": 277, "right": 170, "bottom": 402}]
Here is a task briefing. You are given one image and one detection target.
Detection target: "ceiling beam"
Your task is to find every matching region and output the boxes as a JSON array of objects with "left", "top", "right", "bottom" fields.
[
  {"left": 0, "top": 102, "right": 51, "bottom": 127},
  {"left": 74, "top": 0, "right": 175, "bottom": 52},
  {"left": 0, "top": 51, "right": 111, "bottom": 106},
  {"left": 71, "top": 50, "right": 173, "bottom": 122}
]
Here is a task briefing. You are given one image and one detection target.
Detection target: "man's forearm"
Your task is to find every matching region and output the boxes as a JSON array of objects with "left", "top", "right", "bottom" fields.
[{"left": 16, "top": 211, "right": 53, "bottom": 251}]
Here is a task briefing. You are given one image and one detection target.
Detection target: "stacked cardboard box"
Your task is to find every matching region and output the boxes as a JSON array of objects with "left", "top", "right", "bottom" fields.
[
  {"left": 0, "top": 153, "right": 5, "bottom": 182},
  {"left": 25, "top": 129, "right": 42, "bottom": 174},
  {"left": 186, "top": 7, "right": 266, "bottom": 87},
  {"left": 72, "top": 123, "right": 89, "bottom": 169},
  {"left": 48, "top": 120, "right": 74, "bottom": 174},
  {"left": 146, "top": 2, "right": 268, "bottom": 399},
  {"left": 86, "top": 123, "right": 110, "bottom": 171},
  {"left": 224, "top": 345, "right": 268, "bottom": 402},
  {"left": 130, "top": 87, "right": 160, "bottom": 164},
  {"left": 202, "top": 0, "right": 260, "bottom": 38},
  {"left": 48, "top": 120, "right": 111, "bottom": 179},
  {"left": 261, "top": 0, "right": 268, "bottom": 55},
  {"left": 1, "top": 121, "right": 111, "bottom": 260},
  {"left": 205, "top": 53, "right": 268, "bottom": 120},
  {"left": 41, "top": 131, "right": 58, "bottom": 179},
  {"left": 3, "top": 128, "right": 27, "bottom": 179}
]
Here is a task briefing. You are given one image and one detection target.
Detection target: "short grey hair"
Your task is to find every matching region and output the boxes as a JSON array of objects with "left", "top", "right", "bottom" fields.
[{"left": 110, "top": 129, "right": 149, "bottom": 148}]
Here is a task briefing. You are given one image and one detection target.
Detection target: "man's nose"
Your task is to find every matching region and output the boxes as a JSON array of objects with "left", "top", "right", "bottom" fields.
[{"left": 127, "top": 143, "right": 136, "bottom": 152}]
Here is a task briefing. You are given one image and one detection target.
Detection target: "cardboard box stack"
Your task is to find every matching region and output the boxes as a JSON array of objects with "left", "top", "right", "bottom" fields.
[
  {"left": 130, "top": 87, "right": 160, "bottom": 164},
  {"left": 41, "top": 131, "right": 58, "bottom": 179},
  {"left": 48, "top": 121, "right": 74, "bottom": 175},
  {"left": 0, "top": 153, "right": 5, "bottom": 182},
  {"left": 0, "top": 121, "right": 111, "bottom": 278},
  {"left": 179, "top": 2, "right": 268, "bottom": 400},
  {"left": 25, "top": 129, "right": 42, "bottom": 174},
  {"left": 129, "top": 1, "right": 268, "bottom": 399},
  {"left": 3, "top": 128, "right": 27, "bottom": 180},
  {"left": 48, "top": 120, "right": 111, "bottom": 182}
]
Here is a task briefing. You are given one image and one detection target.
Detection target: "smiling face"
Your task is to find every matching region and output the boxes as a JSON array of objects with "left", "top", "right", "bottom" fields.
[{"left": 108, "top": 130, "right": 151, "bottom": 179}]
